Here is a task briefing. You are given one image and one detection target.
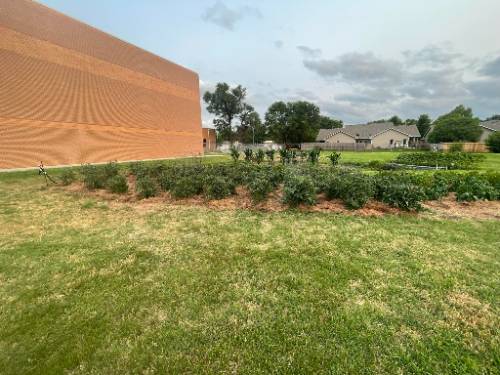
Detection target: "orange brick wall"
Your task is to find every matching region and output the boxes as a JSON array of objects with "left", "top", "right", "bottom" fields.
[
  {"left": 0, "top": 0, "right": 202, "bottom": 169},
  {"left": 202, "top": 128, "right": 217, "bottom": 152}
]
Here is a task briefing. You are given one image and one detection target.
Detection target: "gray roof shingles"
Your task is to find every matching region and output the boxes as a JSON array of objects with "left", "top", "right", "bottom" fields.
[
  {"left": 480, "top": 120, "right": 500, "bottom": 132},
  {"left": 316, "top": 122, "right": 421, "bottom": 142}
]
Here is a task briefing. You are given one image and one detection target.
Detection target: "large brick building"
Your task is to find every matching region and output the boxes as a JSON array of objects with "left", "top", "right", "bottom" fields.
[{"left": 0, "top": 0, "right": 202, "bottom": 169}]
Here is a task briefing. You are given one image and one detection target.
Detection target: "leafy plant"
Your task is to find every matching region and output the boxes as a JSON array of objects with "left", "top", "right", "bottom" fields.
[
  {"left": 375, "top": 174, "right": 426, "bottom": 211},
  {"left": 455, "top": 175, "right": 497, "bottom": 201},
  {"left": 246, "top": 168, "right": 279, "bottom": 203},
  {"left": 326, "top": 173, "right": 374, "bottom": 209},
  {"left": 283, "top": 173, "right": 316, "bottom": 207},
  {"left": 244, "top": 148, "right": 253, "bottom": 162},
  {"left": 265, "top": 149, "right": 276, "bottom": 162},
  {"left": 106, "top": 175, "right": 129, "bottom": 194},
  {"left": 203, "top": 176, "right": 235, "bottom": 200},
  {"left": 328, "top": 152, "right": 341, "bottom": 167},
  {"left": 171, "top": 176, "right": 202, "bottom": 199},
  {"left": 254, "top": 149, "right": 265, "bottom": 164},
  {"left": 60, "top": 169, "right": 76, "bottom": 186},
  {"left": 448, "top": 143, "right": 464, "bottom": 153},
  {"left": 103, "top": 161, "right": 120, "bottom": 180},
  {"left": 136, "top": 175, "right": 158, "bottom": 199},
  {"left": 308, "top": 147, "right": 321, "bottom": 164},
  {"left": 81, "top": 164, "right": 106, "bottom": 190},
  {"left": 229, "top": 145, "right": 240, "bottom": 161},
  {"left": 395, "top": 152, "right": 484, "bottom": 170}
]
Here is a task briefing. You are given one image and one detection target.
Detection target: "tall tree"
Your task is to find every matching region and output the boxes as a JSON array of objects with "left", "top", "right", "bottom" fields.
[
  {"left": 236, "top": 104, "right": 266, "bottom": 143},
  {"left": 428, "top": 105, "right": 482, "bottom": 143},
  {"left": 319, "top": 115, "right": 343, "bottom": 129},
  {"left": 404, "top": 118, "right": 417, "bottom": 125},
  {"left": 416, "top": 114, "right": 432, "bottom": 137},
  {"left": 203, "top": 83, "right": 247, "bottom": 141},
  {"left": 265, "top": 101, "right": 321, "bottom": 144}
]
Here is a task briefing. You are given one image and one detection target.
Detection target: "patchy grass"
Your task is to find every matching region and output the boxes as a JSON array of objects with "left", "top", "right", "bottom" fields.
[{"left": 0, "top": 169, "right": 499, "bottom": 374}]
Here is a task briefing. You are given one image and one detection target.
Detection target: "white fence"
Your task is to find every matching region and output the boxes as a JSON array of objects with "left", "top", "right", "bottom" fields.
[{"left": 301, "top": 142, "right": 372, "bottom": 151}]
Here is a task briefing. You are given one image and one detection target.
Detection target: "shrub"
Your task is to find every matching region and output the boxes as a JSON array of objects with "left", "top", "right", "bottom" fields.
[
  {"left": 265, "top": 149, "right": 276, "bottom": 162},
  {"left": 254, "top": 149, "right": 265, "bottom": 164},
  {"left": 279, "top": 148, "right": 297, "bottom": 164},
  {"left": 158, "top": 168, "right": 176, "bottom": 192},
  {"left": 60, "top": 169, "right": 76, "bottom": 186},
  {"left": 202, "top": 175, "right": 235, "bottom": 200},
  {"left": 308, "top": 147, "right": 321, "bottom": 164},
  {"left": 328, "top": 152, "right": 341, "bottom": 166},
  {"left": 229, "top": 146, "right": 240, "bottom": 161},
  {"left": 247, "top": 169, "right": 278, "bottom": 203},
  {"left": 283, "top": 173, "right": 316, "bottom": 207},
  {"left": 103, "top": 161, "right": 120, "bottom": 179},
  {"left": 448, "top": 143, "right": 464, "bottom": 153},
  {"left": 375, "top": 174, "right": 426, "bottom": 211},
  {"left": 170, "top": 176, "right": 202, "bottom": 199},
  {"left": 81, "top": 164, "right": 106, "bottom": 190},
  {"left": 106, "top": 175, "right": 129, "bottom": 194},
  {"left": 244, "top": 148, "right": 253, "bottom": 162},
  {"left": 136, "top": 175, "right": 158, "bottom": 199},
  {"left": 486, "top": 132, "right": 500, "bottom": 153},
  {"left": 455, "top": 175, "right": 497, "bottom": 201},
  {"left": 326, "top": 173, "right": 374, "bottom": 209}
]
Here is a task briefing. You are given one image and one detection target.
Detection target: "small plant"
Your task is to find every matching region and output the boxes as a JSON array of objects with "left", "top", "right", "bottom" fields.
[
  {"left": 203, "top": 175, "right": 235, "bottom": 200},
  {"left": 170, "top": 176, "right": 202, "bottom": 199},
  {"left": 265, "top": 149, "right": 276, "bottom": 162},
  {"left": 308, "top": 147, "right": 321, "bottom": 164},
  {"left": 81, "top": 164, "right": 106, "bottom": 190},
  {"left": 229, "top": 145, "right": 240, "bottom": 161},
  {"left": 103, "top": 161, "right": 120, "bottom": 179},
  {"left": 326, "top": 173, "right": 374, "bottom": 209},
  {"left": 455, "top": 175, "right": 497, "bottom": 201},
  {"left": 60, "top": 169, "right": 76, "bottom": 186},
  {"left": 247, "top": 170, "right": 276, "bottom": 203},
  {"left": 106, "top": 174, "right": 129, "bottom": 194},
  {"left": 448, "top": 143, "right": 464, "bottom": 153},
  {"left": 486, "top": 132, "right": 500, "bottom": 153},
  {"left": 283, "top": 173, "right": 316, "bottom": 207},
  {"left": 254, "top": 149, "right": 265, "bottom": 164},
  {"left": 244, "top": 148, "right": 253, "bottom": 162},
  {"left": 328, "top": 152, "right": 341, "bottom": 167},
  {"left": 136, "top": 175, "right": 158, "bottom": 199},
  {"left": 375, "top": 175, "right": 426, "bottom": 211},
  {"left": 279, "top": 148, "right": 292, "bottom": 164}
]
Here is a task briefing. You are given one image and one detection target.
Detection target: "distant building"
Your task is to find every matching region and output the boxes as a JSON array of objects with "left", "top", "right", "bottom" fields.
[
  {"left": 316, "top": 122, "right": 421, "bottom": 149},
  {"left": 202, "top": 128, "right": 217, "bottom": 152},
  {"left": 0, "top": 0, "right": 202, "bottom": 169}
]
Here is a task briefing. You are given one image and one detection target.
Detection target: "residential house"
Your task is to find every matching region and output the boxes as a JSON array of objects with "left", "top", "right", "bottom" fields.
[{"left": 479, "top": 120, "right": 500, "bottom": 142}]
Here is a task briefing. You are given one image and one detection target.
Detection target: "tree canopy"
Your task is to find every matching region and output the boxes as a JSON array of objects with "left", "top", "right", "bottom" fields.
[
  {"left": 416, "top": 114, "right": 432, "bottom": 137},
  {"left": 265, "top": 101, "right": 321, "bottom": 144},
  {"left": 427, "top": 105, "right": 482, "bottom": 143},
  {"left": 319, "top": 115, "right": 343, "bottom": 129},
  {"left": 236, "top": 104, "right": 266, "bottom": 144},
  {"left": 389, "top": 116, "right": 404, "bottom": 126}
]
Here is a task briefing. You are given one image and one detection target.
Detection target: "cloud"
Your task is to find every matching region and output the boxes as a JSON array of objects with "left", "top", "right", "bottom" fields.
[
  {"left": 201, "top": 1, "right": 261, "bottom": 31},
  {"left": 297, "top": 45, "right": 322, "bottom": 58},
  {"left": 304, "top": 52, "right": 403, "bottom": 86},
  {"left": 274, "top": 40, "right": 284, "bottom": 49},
  {"left": 478, "top": 55, "right": 500, "bottom": 77},
  {"left": 402, "top": 44, "right": 462, "bottom": 66}
]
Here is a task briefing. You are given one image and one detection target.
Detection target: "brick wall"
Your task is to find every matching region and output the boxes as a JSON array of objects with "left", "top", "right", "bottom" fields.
[{"left": 0, "top": 0, "right": 202, "bottom": 169}]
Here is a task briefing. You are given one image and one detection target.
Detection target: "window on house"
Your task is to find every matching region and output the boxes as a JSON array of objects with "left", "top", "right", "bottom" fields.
[
  {"left": 403, "top": 139, "right": 407, "bottom": 145},
  {"left": 390, "top": 139, "right": 394, "bottom": 145},
  {"left": 203, "top": 139, "right": 207, "bottom": 148}
]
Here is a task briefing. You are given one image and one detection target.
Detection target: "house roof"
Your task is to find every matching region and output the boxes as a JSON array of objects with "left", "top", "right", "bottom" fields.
[
  {"left": 316, "top": 122, "right": 421, "bottom": 141},
  {"left": 480, "top": 120, "right": 500, "bottom": 132}
]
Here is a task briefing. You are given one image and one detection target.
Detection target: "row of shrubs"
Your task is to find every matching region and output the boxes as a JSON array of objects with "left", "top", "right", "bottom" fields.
[
  {"left": 394, "top": 152, "right": 485, "bottom": 170},
  {"left": 125, "top": 161, "right": 499, "bottom": 211},
  {"left": 229, "top": 147, "right": 340, "bottom": 166}
]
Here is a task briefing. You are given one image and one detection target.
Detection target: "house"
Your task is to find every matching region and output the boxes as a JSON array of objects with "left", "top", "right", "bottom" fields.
[
  {"left": 0, "top": 0, "right": 202, "bottom": 169},
  {"left": 479, "top": 120, "right": 500, "bottom": 142},
  {"left": 316, "top": 122, "right": 421, "bottom": 149},
  {"left": 202, "top": 127, "right": 217, "bottom": 152}
]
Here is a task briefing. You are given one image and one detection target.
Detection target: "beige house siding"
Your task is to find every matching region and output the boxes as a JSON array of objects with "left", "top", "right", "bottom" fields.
[
  {"left": 479, "top": 128, "right": 495, "bottom": 142},
  {"left": 372, "top": 130, "right": 409, "bottom": 149},
  {"left": 325, "top": 132, "right": 356, "bottom": 144}
]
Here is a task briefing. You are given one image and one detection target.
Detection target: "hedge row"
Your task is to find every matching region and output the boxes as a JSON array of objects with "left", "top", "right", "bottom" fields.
[{"left": 394, "top": 152, "right": 485, "bottom": 170}]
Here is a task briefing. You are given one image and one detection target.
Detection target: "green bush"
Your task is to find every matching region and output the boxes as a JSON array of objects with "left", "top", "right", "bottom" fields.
[
  {"left": 395, "top": 152, "right": 484, "bottom": 170},
  {"left": 375, "top": 174, "right": 426, "bottom": 211},
  {"left": 308, "top": 147, "right": 321, "bottom": 164},
  {"left": 455, "top": 175, "right": 497, "bottom": 201},
  {"left": 254, "top": 149, "right": 265, "bottom": 164},
  {"left": 203, "top": 175, "right": 235, "bottom": 200},
  {"left": 103, "top": 161, "right": 120, "bottom": 179},
  {"left": 229, "top": 146, "right": 240, "bottom": 161},
  {"left": 485, "top": 132, "right": 500, "bottom": 153},
  {"left": 448, "top": 143, "right": 464, "bottom": 153},
  {"left": 265, "top": 149, "right": 276, "bottom": 162},
  {"left": 170, "top": 176, "right": 202, "bottom": 199},
  {"left": 244, "top": 148, "right": 253, "bottom": 162},
  {"left": 247, "top": 169, "right": 278, "bottom": 203},
  {"left": 81, "top": 164, "right": 106, "bottom": 190},
  {"left": 283, "top": 173, "right": 316, "bottom": 207},
  {"left": 328, "top": 152, "right": 341, "bottom": 166},
  {"left": 136, "top": 175, "right": 158, "bottom": 199},
  {"left": 326, "top": 173, "right": 374, "bottom": 209},
  {"left": 106, "top": 175, "right": 129, "bottom": 194},
  {"left": 60, "top": 169, "right": 76, "bottom": 186},
  {"left": 279, "top": 148, "right": 296, "bottom": 164}
]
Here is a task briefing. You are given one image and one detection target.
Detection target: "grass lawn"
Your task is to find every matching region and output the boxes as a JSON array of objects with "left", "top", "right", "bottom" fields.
[{"left": 1, "top": 161, "right": 499, "bottom": 374}]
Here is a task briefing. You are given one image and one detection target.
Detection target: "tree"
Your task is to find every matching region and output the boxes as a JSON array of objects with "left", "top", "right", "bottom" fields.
[
  {"left": 389, "top": 116, "right": 404, "bottom": 125},
  {"left": 427, "top": 105, "right": 482, "bottom": 143},
  {"left": 416, "top": 114, "right": 432, "bottom": 137},
  {"left": 485, "top": 132, "right": 500, "bottom": 153},
  {"left": 236, "top": 104, "right": 266, "bottom": 143},
  {"left": 203, "top": 83, "right": 247, "bottom": 141},
  {"left": 404, "top": 118, "right": 417, "bottom": 125},
  {"left": 319, "top": 115, "right": 343, "bottom": 129},
  {"left": 486, "top": 114, "right": 500, "bottom": 121},
  {"left": 265, "top": 101, "right": 321, "bottom": 144}
]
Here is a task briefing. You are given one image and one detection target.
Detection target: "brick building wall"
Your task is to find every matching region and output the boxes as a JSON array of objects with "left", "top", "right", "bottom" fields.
[
  {"left": 202, "top": 128, "right": 217, "bottom": 152},
  {"left": 0, "top": 0, "right": 202, "bottom": 169}
]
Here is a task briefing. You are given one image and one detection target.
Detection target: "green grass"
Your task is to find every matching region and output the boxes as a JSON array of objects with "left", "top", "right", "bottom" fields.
[{"left": 0, "top": 162, "right": 499, "bottom": 374}]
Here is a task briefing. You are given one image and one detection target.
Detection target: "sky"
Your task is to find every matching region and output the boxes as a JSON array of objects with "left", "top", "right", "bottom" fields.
[{"left": 38, "top": 0, "right": 500, "bottom": 125}]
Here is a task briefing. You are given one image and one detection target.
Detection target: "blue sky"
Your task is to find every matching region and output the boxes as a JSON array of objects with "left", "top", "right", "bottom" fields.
[{"left": 38, "top": 0, "right": 500, "bottom": 125}]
